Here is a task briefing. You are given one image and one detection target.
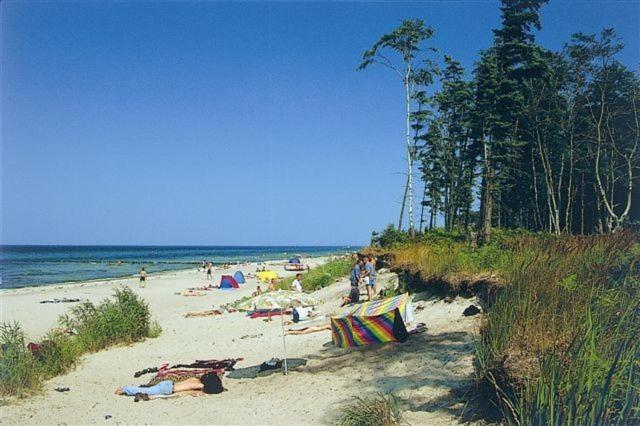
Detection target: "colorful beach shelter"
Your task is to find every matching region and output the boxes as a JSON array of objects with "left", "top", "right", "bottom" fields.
[
  {"left": 330, "top": 293, "right": 413, "bottom": 349},
  {"left": 288, "top": 258, "right": 301, "bottom": 264},
  {"left": 233, "top": 271, "right": 246, "bottom": 284},
  {"left": 219, "top": 275, "right": 239, "bottom": 290},
  {"left": 352, "top": 293, "right": 414, "bottom": 324}
]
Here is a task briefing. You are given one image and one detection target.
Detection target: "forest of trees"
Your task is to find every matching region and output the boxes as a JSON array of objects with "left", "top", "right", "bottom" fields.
[{"left": 360, "top": 0, "right": 639, "bottom": 241}]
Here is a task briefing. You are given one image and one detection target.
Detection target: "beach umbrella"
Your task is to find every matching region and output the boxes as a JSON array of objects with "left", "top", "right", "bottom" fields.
[{"left": 239, "top": 290, "right": 318, "bottom": 375}]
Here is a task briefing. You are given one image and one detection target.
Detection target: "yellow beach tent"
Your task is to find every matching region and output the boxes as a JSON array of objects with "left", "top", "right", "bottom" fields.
[{"left": 257, "top": 270, "right": 278, "bottom": 282}]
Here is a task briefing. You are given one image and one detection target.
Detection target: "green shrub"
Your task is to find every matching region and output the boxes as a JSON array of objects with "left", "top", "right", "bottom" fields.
[
  {"left": 339, "top": 393, "right": 405, "bottom": 426},
  {"left": 0, "top": 287, "right": 159, "bottom": 397},
  {"left": 279, "top": 256, "right": 354, "bottom": 291},
  {"left": 0, "top": 322, "right": 40, "bottom": 396}
]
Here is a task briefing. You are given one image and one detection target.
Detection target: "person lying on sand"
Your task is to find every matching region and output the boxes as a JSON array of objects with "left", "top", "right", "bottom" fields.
[
  {"left": 115, "top": 374, "right": 223, "bottom": 399},
  {"left": 177, "top": 290, "right": 206, "bottom": 296},
  {"left": 185, "top": 309, "right": 222, "bottom": 318},
  {"left": 285, "top": 324, "right": 331, "bottom": 335},
  {"left": 251, "top": 285, "right": 262, "bottom": 297}
]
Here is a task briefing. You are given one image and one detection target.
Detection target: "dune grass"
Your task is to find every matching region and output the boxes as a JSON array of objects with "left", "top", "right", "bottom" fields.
[
  {"left": 379, "top": 230, "right": 640, "bottom": 424},
  {"left": 0, "top": 287, "right": 160, "bottom": 398},
  {"left": 338, "top": 393, "right": 405, "bottom": 426},
  {"left": 278, "top": 256, "right": 354, "bottom": 291}
]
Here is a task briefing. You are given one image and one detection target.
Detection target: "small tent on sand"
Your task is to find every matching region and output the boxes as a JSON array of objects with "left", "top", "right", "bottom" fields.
[
  {"left": 257, "top": 270, "right": 278, "bottom": 282},
  {"left": 219, "top": 275, "right": 239, "bottom": 290},
  {"left": 233, "top": 271, "right": 246, "bottom": 284}
]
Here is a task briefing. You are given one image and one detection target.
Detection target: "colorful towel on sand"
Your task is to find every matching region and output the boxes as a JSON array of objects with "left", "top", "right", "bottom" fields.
[
  {"left": 351, "top": 293, "right": 414, "bottom": 324},
  {"left": 331, "top": 308, "right": 409, "bottom": 348}
]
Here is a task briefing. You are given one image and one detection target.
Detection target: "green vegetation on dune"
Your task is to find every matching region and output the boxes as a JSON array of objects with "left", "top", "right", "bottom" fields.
[
  {"left": 0, "top": 287, "right": 160, "bottom": 398},
  {"left": 338, "top": 393, "right": 405, "bottom": 426},
  {"left": 278, "top": 256, "right": 354, "bottom": 292},
  {"left": 374, "top": 229, "right": 640, "bottom": 424}
]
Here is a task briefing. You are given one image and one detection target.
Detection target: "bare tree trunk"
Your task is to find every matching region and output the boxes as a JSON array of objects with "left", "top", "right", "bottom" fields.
[
  {"left": 398, "top": 175, "right": 408, "bottom": 230},
  {"left": 404, "top": 73, "right": 415, "bottom": 236},
  {"left": 480, "top": 137, "right": 493, "bottom": 244}
]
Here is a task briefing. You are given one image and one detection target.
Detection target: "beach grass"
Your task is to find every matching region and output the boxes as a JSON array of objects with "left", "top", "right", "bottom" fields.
[
  {"left": 338, "top": 393, "right": 405, "bottom": 426},
  {"left": 0, "top": 287, "right": 159, "bottom": 397},
  {"left": 376, "top": 230, "right": 640, "bottom": 424},
  {"left": 278, "top": 256, "right": 354, "bottom": 291}
]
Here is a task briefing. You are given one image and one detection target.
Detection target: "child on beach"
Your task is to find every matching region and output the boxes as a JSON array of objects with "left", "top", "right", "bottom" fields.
[{"left": 291, "top": 273, "right": 303, "bottom": 292}]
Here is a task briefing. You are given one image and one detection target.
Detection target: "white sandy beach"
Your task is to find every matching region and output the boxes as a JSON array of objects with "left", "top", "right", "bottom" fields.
[{"left": 0, "top": 257, "right": 481, "bottom": 425}]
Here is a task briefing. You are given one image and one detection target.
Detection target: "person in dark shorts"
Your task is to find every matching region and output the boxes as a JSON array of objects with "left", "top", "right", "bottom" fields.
[{"left": 206, "top": 263, "right": 213, "bottom": 280}]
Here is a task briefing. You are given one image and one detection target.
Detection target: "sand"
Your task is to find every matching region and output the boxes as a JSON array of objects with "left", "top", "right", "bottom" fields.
[{"left": 0, "top": 257, "right": 481, "bottom": 425}]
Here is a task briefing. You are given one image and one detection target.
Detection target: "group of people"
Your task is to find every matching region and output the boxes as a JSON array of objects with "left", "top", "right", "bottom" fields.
[{"left": 342, "top": 256, "right": 377, "bottom": 306}]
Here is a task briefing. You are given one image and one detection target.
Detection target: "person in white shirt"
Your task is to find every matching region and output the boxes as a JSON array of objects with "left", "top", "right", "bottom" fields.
[{"left": 291, "top": 273, "right": 303, "bottom": 292}]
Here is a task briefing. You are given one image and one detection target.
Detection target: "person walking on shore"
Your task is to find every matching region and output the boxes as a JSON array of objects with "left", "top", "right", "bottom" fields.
[
  {"left": 364, "top": 256, "right": 376, "bottom": 301},
  {"left": 139, "top": 267, "right": 147, "bottom": 288},
  {"left": 206, "top": 263, "right": 213, "bottom": 281}
]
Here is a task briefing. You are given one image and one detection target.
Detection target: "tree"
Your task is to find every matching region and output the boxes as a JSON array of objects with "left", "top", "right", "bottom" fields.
[
  {"left": 358, "top": 19, "right": 438, "bottom": 235},
  {"left": 567, "top": 29, "right": 640, "bottom": 231}
]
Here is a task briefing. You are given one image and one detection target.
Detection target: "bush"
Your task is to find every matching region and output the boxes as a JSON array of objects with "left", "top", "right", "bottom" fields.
[
  {"left": 338, "top": 393, "right": 405, "bottom": 426},
  {"left": 279, "top": 256, "right": 354, "bottom": 291},
  {"left": 0, "top": 287, "right": 159, "bottom": 397},
  {"left": 0, "top": 322, "right": 40, "bottom": 396}
]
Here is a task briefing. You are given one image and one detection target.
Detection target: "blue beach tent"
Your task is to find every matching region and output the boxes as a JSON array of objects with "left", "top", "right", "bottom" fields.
[
  {"left": 289, "top": 258, "right": 301, "bottom": 264},
  {"left": 233, "top": 271, "right": 246, "bottom": 284},
  {"left": 219, "top": 275, "right": 239, "bottom": 290}
]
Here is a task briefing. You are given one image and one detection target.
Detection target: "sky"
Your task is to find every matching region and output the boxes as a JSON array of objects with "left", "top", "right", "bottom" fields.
[{"left": 1, "top": 1, "right": 638, "bottom": 246}]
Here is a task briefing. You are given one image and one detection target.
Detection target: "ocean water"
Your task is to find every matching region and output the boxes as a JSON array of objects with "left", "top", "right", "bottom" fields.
[{"left": 0, "top": 245, "right": 354, "bottom": 289}]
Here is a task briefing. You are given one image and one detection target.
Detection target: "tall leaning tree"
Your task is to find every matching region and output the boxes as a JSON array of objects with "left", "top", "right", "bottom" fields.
[{"left": 358, "top": 19, "right": 437, "bottom": 234}]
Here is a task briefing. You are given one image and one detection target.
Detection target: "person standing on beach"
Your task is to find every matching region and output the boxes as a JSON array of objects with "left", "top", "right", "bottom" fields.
[
  {"left": 350, "top": 258, "right": 362, "bottom": 287},
  {"left": 291, "top": 273, "right": 303, "bottom": 292},
  {"left": 364, "top": 256, "right": 376, "bottom": 301},
  {"left": 206, "top": 263, "right": 213, "bottom": 281},
  {"left": 139, "top": 268, "right": 147, "bottom": 288}
]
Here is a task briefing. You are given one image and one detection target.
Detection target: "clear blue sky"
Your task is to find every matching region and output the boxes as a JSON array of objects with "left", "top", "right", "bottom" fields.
[{"left": 2, "top": 1, "right": 638, "bottom": 246}]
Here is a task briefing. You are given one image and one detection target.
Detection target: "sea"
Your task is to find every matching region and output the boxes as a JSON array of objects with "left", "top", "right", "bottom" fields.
[{"left": 0, "top": 245, "right": 355, "bottom": 289}]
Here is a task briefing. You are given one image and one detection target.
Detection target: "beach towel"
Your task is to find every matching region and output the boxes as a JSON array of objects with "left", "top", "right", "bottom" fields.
[{"left": 330, "top": 308, "right": 409, "bottom": 348}]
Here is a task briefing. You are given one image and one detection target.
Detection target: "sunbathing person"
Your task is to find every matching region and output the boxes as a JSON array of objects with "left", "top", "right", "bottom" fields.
[
  {"left": 285, "top": 324, "right": 331, "bottom": 335},
  {"left": 251, "top": 285, "right": 262, "bottom": 297},
  {"left": 185, "top": 309, "right": 222, "bottom": 318},
  {"left": 115, "top": 373, "right": 223, "bottom": 398}
]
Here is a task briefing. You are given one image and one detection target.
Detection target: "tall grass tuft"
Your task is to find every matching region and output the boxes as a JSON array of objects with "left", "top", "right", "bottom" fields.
[
  {"left": 473, "top": 232, "right": 640, "bottom": 424},
  {"left": 338, "top": 393, "right": 405, "bottom": 426},
  {"left": 0, "top": 287, "right": 159, "bottom": 397}
]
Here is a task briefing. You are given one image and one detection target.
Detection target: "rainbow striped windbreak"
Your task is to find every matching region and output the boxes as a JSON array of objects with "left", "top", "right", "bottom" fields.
[
  {"left": 352, "top": 293, "right": 413, "bottom": 323},
  {"left": 331, "top": 294, "right": 413, "bottom": 348}
]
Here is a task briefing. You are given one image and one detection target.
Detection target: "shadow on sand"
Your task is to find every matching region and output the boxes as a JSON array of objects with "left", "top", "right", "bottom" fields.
[{"left": 292, "top": 328, "right": 487, "bottom": 422}]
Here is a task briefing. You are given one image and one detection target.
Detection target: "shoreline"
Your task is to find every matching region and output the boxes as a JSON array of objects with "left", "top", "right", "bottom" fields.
[{"left": 0, "top": 253, "right": 347, "bottom": 295}]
